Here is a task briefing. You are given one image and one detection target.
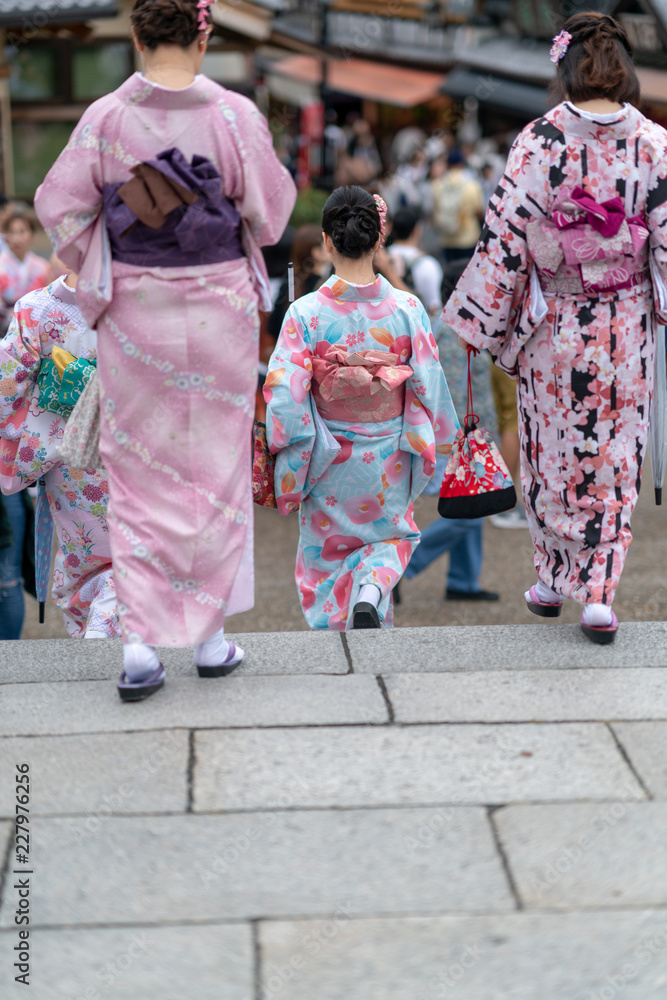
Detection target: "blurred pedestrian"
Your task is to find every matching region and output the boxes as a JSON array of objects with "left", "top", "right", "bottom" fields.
[
  {"left": 265, "top": 186, "right": 457, "bottom": 629},
  {"left": 387, "top": 206, "right": 443, "bottom": 319},
  {"left": 0, "top": 211, "right": 51, "bottom": 332},
  {"left": 268, "top": 225, "right": 331, "bottom": 341},
  {"left": 444, "top": 12, "right": 667, "bottom": 643},
  {"left": 402, "top": 258, "right": 499, "bottom": 604},
  {"left": 36, "top": 0, "right": 296, "bottom": 697},
  {"left": 431, "top": 149, "right": 484, "bottom": 263}
]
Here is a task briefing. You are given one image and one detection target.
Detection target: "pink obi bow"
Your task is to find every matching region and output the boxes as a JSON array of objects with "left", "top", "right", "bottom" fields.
[
  {"left": 311, "top": 346, "right": 413, "bottom": 423},
  {"left": 526, "top": 187, "right": 649, "bottom": 295}
]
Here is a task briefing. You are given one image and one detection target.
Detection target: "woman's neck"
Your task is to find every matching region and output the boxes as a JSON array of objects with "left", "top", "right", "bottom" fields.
[
  {"left": 571, "top": 98, "right": 623, "bottom": 114},
  {"left": 333, "top": 256, "right": 376, "bottom": 285},
  {"left": 141, "top": 45, "right": 198, "bottom": 90}
]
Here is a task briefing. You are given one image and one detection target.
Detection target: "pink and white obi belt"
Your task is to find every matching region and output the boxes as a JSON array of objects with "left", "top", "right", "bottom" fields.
[
  {"left": 311, "top": 346, "right": 413, "bottom": 423},
  {"left": 526, "top": 186, "right": 649, "bottom": 295}
]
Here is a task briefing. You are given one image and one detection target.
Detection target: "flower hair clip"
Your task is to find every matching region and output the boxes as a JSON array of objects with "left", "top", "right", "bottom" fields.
[
  {"left": 373, "top": 193, "right": 388, "bottom": 245},
  {"left": 550, "top": 29, "right": 572, "bottom": 64},
  {"left": 197, "top": 0, "right": 214, "bottom": 33}
]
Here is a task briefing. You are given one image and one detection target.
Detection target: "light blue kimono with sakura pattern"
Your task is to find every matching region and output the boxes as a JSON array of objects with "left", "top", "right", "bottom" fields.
[{"left": 265, "top": 273, "right": 458, "bottom": 630}]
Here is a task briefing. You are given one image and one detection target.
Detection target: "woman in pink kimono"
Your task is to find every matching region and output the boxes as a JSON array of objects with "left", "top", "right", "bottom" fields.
[
  {"left": 35, "top": 0, "right": 296, "bottom": 698},
  {"left": 0, "top": 269, "right": 119, "bottom": 638},
  {"left": 444, "top": 12, "right": 667, "bottom": 643}
]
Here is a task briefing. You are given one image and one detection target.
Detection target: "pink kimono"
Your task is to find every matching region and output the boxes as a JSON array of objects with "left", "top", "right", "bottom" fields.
[
  {"left": 0, "top": 277, "right": 119, "bottom": 637},
  {"left": 0, "top": 249, "right": 51, "bottom": 331},
  {"left": 35, "top": 73, "right": 296, "bottom": 646},
  {"left": 444, "top": 102, "right": 667, "bottom": 605}
]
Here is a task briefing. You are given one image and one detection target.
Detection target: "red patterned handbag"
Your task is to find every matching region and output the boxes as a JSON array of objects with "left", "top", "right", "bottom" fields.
[
  {"left": 252, "top": 421, "right": 277, "bottom": 509},
  {"left": 438, "top": 348, "right": 517, "bottom": 519}
]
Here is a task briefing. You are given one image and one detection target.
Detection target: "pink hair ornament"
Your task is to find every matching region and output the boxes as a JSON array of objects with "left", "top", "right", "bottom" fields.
[
  {"left": 373, "top": 193, "right": 388, "bottom": 245},
  {"left": 550, "top": 29, "right": 572, "bottom": 64},
  {"left": 197, "top": 0, "right": 214, "bottom": 33}
]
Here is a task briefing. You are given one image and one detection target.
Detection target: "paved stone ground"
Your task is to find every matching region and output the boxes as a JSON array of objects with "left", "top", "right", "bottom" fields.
[
  {"left": 4, "top": 471, "right": 667, "bottom": 996},
  {"left": 2, "top": 620, "right": 667, "bottom": 998}
]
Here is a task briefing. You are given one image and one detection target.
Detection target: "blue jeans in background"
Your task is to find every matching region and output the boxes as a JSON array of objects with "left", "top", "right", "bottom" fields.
[
  {"left": 0, "top": 492, "right": 26, "bottom": 639},
  {"left": 404, "top": 516, "right": 483, "bottom": 593}
]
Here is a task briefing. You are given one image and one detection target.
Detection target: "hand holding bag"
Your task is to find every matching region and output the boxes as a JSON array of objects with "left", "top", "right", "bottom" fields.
[{"left": 438, "top": 347, "right": 517, "bottom": 519}]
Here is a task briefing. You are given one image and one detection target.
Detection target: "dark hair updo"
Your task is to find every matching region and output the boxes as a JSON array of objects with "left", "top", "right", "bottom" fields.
[
  {"left": 131, "top": 0, "right": 200, "bottom": 50},
  {"left": 550, "top": 12, "right": 640, "bottom": 108},
  {"left": 321, "top": 186, "right": 381, "bottom": 260}
]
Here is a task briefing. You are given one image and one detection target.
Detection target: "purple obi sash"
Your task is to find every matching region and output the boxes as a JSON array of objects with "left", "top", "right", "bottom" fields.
[
  {"left": 526, "top": 186, "right": 649, "bottom": 295},
  {"left": 103, "top": 147, "right": 243, "bottom": 268},
  {"left": 311, "top": 346, "right": 413, "bottom": 423}
]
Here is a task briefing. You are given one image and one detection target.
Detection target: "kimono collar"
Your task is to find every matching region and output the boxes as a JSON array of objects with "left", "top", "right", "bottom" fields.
[
  {"left": 117, "top": 72, "right": 219, "bottom": 111},
  {"left": 321, "top": 273, "right": 391, "bottom": 303},
  {"left": 547, "top": 101, "right": 641, "bottom": 142}
]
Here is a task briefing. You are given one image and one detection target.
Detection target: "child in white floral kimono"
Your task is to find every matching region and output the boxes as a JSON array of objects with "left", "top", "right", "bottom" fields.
[{"left": 0, "top": 264, "right": 119, "bottom": 638}]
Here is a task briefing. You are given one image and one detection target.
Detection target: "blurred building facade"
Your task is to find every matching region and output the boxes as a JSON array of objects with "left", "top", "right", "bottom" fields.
[{"left": 1, "top": 0, "right": 667, "bottom": 196}]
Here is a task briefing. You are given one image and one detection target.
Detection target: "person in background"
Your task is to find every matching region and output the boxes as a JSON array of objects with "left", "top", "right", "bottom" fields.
[
  {"left": 399, "top": 258, "right": 499, "bottom": 605},
  {"left": 0, "top": 195, "right": 15, "bottom": 253},
  {"left": 0, "top": 259, "right": 119, "bottom": 638},
  {"left": 0, "top": 211, "right": 51, "bottom": 332},
  {"left": 265, "top": 185, "right": 458, "bottom": 630},
  {"left": 268, "top": 225, "right": 331, "bottom": 342},
  {"left": 431, "top": 149, "right": 484, "bottom": 263},
  {"left": 387, "top": 206, "right": 443, "bottom": 319},
  {"left": 488, "top": 364, "right": 528, "bottom": 528}
]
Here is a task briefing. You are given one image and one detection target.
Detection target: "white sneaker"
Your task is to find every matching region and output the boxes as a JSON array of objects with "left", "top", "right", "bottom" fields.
[{"left": 490, "top": 507, "right": 529, "bottom": 529}]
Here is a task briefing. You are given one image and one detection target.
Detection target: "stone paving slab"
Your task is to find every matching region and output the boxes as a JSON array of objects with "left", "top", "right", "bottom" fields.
[
  {"left": 0, "top": 631, "right": 347, "bottom": 684},
  {"left": 612, "top": 722, "right": 667, "bottom": 798},
  {"left": 384, "top": 668, "right": 667, "bottom": 722},
  {"left": 193, "top": 722, "right": 643, "bottom": 812},
  {"left": 259, "top": 910, "right": 667, "bottom": 1000},
  {"left": 495, "top": 803, "right": 667, "bottom": 909},
  {"left": 0, "top": 674, "right": 387, "bottom": 737},
  {"left": 0, "top": 732, "right": 188, "bottom": 818},
  {"left": 0, "top": 810, "right": 512, "bottom": 927},
  {"left": 0, "top": 924, "right": 253, "bottom": 999},
  {"left": 347, "top": 622, "right": 667, "bottom": 672}
]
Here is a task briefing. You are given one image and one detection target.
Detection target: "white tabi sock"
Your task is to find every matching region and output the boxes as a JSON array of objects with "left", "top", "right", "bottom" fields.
[
  {"left": 123, "top": 643, "right": 160, "bottom": 682},
  {"left": 531, "top": 580, "right": 561, "bottom": 604},
  {"left": 358, "top": 584, "right": 381, "bottom": 608},
  {"left": 195, "top": 627, "right": 230, "bottom": 667},
  {"left": 582, "top": 603, "right": 614, "bottom": 627},
  {"left": 84, "top": 630, "right": 108, "bottom": 639}
]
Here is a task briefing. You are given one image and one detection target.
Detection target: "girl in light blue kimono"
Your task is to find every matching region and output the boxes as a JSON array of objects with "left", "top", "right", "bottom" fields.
[{"left": 265, "top": 186, "right": 458, "bottom": 629}]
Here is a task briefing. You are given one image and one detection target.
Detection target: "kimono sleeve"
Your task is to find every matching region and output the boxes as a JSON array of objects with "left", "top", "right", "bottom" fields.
[
  {"left": 220, "top": 95, "right": 296, "bottom": 249},
  {"left": 34, "top": 104, "right": 112, "bottom": 327},
  {"left": 442, "top": 130, "right": 547, "bottom": 373},
  {"left": 646, "top": 132, "right": 667, "bottom": 325},
  {"left": 0, "top": 299, "right": 60, "bottom": 493},
  {"left": 264, "top": 304, "right": 317, "bottom": 515},
  {"left": 400, "top": 302, "right": 459, "bottom": 501}
]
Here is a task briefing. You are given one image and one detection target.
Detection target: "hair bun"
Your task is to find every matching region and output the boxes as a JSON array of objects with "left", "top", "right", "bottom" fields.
[
  {"left": 131, "top": 0, "right": 199, "bottom": 50},
  {"left": 321, "top": 186, "right": 381, "bottom": 260}
]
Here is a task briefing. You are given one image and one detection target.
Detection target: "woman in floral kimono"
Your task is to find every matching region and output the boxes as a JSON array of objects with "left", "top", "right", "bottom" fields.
[
  {"left": 265, "top": 186, "right": 457, "bottom": 629},
  {"left": 0, "top": 268, "right": 119, "bottom": 638},
  {"left": 443, "top": 12, "right": 667, "bottom": 643},
  {"left": 35, "top": 0, "right": 296, "bottom": 698}
]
